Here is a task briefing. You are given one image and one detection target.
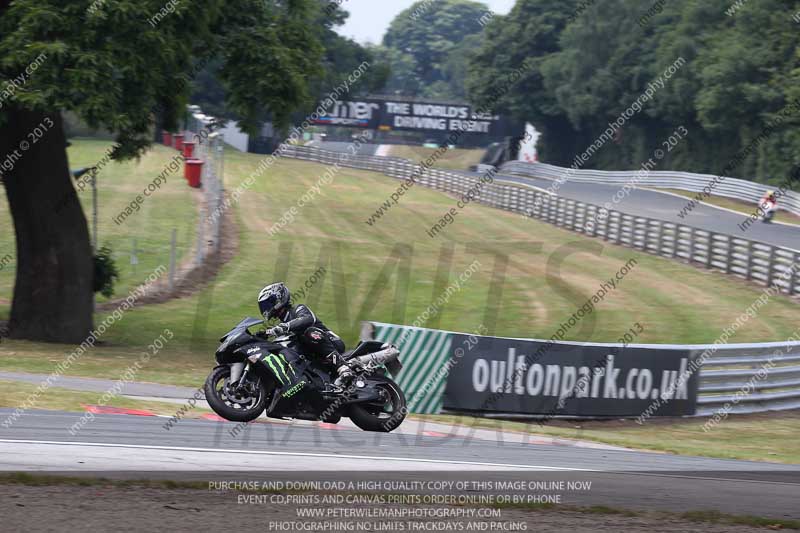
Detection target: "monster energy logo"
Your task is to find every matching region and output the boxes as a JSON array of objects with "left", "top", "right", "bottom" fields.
[
  {"left": 263, "top": 353, "right": 294, "bottom": 385},
  {"left": 282, "top": 381, "right": 306, "bottom": 398}
]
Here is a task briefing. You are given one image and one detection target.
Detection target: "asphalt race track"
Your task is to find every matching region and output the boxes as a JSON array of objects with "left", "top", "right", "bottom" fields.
[
  {"left": 1, "top": 408, "right": 799, "bottom": 520},
  {"left": 480, "top": 170, "right": 800, "bottom": 251}
]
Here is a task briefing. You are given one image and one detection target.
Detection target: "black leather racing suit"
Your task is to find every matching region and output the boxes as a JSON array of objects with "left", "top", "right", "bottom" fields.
[{"left": 277, "top": 304, "right": 345, "bottom": 366}]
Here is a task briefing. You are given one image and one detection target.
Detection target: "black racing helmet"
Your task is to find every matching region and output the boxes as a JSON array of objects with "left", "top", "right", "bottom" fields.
[{"left": 258, "top": 282, "right": 290, "bottom": 320}]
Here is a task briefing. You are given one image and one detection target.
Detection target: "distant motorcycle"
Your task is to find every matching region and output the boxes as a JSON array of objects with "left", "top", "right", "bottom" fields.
[
  {"left": 761, "top": 200, "right": 776, "bottom": 223},
  {"left": 203, "top": 318, "right": 406, "bottom": 432}
]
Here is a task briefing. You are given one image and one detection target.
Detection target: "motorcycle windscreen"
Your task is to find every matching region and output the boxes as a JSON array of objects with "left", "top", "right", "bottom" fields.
[{"left": 219, "top": 317, "right": 264, "bottom": 341}]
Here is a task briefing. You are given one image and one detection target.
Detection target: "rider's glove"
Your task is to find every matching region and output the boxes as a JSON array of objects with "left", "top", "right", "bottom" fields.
[{"left": 271, "top": 324, "right": 289, "bottom": 336}]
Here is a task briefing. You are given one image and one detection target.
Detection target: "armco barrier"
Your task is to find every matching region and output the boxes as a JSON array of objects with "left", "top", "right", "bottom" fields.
[
  {"left": 692, "top": 340, "right": 800, "bottom": 417},
  {"left": 501, "top": 160, "right": 800, "bottom": 217},
  {"left": 284, "top": 145, "right": 800, "bottom": 297},
  {"left": 363, "top": 321, "right": 800, "bottom": 418}
]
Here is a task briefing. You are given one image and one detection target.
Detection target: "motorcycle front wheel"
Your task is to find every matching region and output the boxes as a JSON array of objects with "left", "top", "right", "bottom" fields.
[
  {"left": 349, "top": 379, "right": 407, "bottom": 432},
  {"left": 204, "top": 365, "right": 270, "bottom": 423}
]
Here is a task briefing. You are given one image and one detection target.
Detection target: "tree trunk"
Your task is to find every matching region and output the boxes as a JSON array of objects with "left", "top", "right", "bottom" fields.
[{"left": 1, "top": 107, "right": 93, "bottom": 343}]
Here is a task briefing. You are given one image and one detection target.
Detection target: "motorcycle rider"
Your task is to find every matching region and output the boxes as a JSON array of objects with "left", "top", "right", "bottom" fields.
[
  {"left": 760, "top": 190, "right": 777, "bottom": 222},
  {"left": 257, "top": 282, "right": 353, "bottom": 390}
]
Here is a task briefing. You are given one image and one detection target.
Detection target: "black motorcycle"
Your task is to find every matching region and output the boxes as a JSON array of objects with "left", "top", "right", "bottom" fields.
[{"left": 203, "top": 318, "right": 407, "bottom": 432}]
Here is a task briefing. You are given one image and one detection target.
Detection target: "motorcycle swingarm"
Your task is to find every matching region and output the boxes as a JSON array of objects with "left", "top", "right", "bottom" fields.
[{"left": 333, "top": 386, "right": 383, "bottom": 405}]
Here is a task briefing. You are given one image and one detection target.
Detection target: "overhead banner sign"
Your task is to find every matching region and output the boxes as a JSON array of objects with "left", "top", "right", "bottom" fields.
[
  {"left": 312, "top": 98, "right": 505, "bottom": 135},
  {"left": 443, "top": 334, "right": 700, "bottom": 417}
]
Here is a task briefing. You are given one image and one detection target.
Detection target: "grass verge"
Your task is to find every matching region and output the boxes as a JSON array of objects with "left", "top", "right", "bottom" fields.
[
  {"left": 414, "top": 412, "right": 800, "bottom": 464},
  {"left": 0, "top": 379, "right": 212, "bottom": 419},
  {"left": 386, "top": 144, "right": 485, "bottom": 170},
  {"left": 0, "top": 139, "right": 198, "bottom": 309},
  {"left": 1, "top": 141, "right": 799, "bottom": 417}
]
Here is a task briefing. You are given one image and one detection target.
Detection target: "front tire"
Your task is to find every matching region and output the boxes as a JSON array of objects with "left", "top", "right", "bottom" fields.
[
  {"left": 349, "top": 379, "right": 406, "bottom": 432},
  {"left": 204, "top": 366, "right": 270, "bottom": 423}
]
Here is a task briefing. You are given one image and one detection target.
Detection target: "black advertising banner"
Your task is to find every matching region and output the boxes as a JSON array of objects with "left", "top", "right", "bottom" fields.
[
  {"left": 443, "top": 334, "right": 699, "bottom": 417},
  {"left": 381, "top": 101, "right": 496, "bottom": 134},
  {"left": 311, "top": 99, "right": 383, "bottom": 129},
  {"left": 311, "top": 98, "right": 505, "bottom": 136}
]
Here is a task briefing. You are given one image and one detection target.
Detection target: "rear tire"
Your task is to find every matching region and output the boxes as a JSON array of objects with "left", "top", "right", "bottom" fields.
[
  {"left": 204, "top": 366, "right": 270, "bottom": 423},
  {"left": 349, "top": 379, "right": 406, "bottom": 432}
]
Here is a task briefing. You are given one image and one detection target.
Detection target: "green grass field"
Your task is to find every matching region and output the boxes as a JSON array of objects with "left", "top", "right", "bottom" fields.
[
  {"left": 386, "top": 144, "right": 485, "bottom": 170},
  {"left": 0, "top": 139, "right": 198, "bottom": 308},
  {"left": 2, "top": 139, "right": 799, "bottom": 384},
  {"left": 1, "top": 140, "right": 800, "bottom": 463},
  {"left": 0, "top": 380, "right": 212, "bottom": 419},
  {"left": 419, "top": 412, "right": 800, "bottom": 464}
]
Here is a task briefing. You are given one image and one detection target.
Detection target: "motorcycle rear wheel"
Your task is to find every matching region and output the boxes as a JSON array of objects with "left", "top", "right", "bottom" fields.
[
  {"left": 204, "top": 366, "right": 270, "bottom": 423},
  {"left": 349, "top": 379, "right": 406, "bottom": 432}
]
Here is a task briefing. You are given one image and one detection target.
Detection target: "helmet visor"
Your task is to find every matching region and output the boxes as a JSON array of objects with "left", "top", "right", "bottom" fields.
[{"left": 258, "top": 294, "right": 280, "bottom": 319}]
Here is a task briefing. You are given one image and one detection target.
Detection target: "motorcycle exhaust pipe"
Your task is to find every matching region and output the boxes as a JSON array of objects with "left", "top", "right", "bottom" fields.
[{"left": 350, "top": 345, "right": 400, "bottom": 368}]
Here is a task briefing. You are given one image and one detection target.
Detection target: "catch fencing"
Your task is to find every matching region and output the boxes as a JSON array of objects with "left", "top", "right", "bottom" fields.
[
  {"left": 283, "top": 145, "right": 800, "bottom": 297},
  {"left": 184, "top": 114, "right": 225, "bottom": 266},
  {"left": 502, "top": 160, "right": 800, "bottom": 217},
  {"left": 363, "top": 321, "right": 800, "bottom": 417}
]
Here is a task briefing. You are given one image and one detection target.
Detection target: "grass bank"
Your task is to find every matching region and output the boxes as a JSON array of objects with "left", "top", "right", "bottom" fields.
[
  {"left": 416, "top": 411, "right": 800, "bottom": 464},
  {"left": 0, "top": 380, "right": 211, "bottom": 419},
  {"left": 386, "top": 144, "right": 484, "bottom": 170},
  {"left": 1, "top": 140, "right": 799, "bottom": 388}
]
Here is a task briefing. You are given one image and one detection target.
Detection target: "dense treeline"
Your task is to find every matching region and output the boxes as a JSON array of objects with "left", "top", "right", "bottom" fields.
[
  {"left": 467, "top": 0, "right": 800, "bottom": 185},
  {"left": 191, "top": 2, "right": 387, "bottom": 120},
  {"left": 376, "top": 0, "right": 491, "bottom": 100}
]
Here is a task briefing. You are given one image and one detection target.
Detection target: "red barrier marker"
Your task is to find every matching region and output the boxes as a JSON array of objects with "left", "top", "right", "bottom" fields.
[
  {"left": 182, "top": 141, "right": 196, "bottom": 159},
  {"left": 184, "top": 158, "right": 203, "bottom": 188}
]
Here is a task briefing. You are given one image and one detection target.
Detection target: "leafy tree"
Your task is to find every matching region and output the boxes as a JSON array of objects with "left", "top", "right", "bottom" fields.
[
  {"left": 466, "top": 0, "right": 580, "bottom": 164},
  {"left": 0, "top": 0, "right": 323, "bottom": 343},
  {"left": 191, "top": 2, "right": 388, "bottom": 120},
  {"left": 314, "top": 6, "right": 389, "bottom": 97},
  {"left": 468, "top": 0, "right": 800, "bottom": 182},
  {"left": 382, "top": 0, "right": 490, "bottom": 99},
  {"left": 93, "top": 246, "right": 120, "bottom": 299}
]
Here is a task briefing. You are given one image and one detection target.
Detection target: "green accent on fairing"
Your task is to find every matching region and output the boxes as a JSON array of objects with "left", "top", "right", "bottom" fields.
[
  {"left": 282, "top": 381, "right": 306, "bottom": 398},
  {"left": 263, "top": 354, "right": 290, "bottom": 385},
  {"left": 274, "top": 354, "right": 293, "bottom": 384},
  {"left": 278, "top": 353, "right": 296, "bottom": 376}
]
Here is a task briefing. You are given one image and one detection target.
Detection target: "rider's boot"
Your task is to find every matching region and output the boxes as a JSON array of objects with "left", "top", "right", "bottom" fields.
[
  {"left": 332, "top": 364, "right": 354, "bottom": 389},
  {"left": 322, "top": 352, "right": 354, "bottom": 393}
]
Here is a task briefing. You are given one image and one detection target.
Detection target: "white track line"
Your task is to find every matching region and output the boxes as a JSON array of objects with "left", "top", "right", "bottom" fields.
[{"left": 0, "top": 438, "right": 590, "bottom": 471}]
